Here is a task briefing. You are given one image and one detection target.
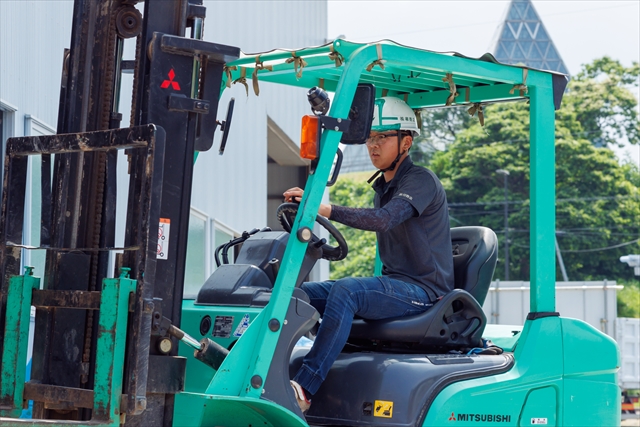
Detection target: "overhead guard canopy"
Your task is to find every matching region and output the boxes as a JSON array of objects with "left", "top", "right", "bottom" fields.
[
  {"left": 221, "top": 39, "right": 568, "bottom": 110},
  {"left": 208, "top": 38, "right": 564, "bottom": 406}
]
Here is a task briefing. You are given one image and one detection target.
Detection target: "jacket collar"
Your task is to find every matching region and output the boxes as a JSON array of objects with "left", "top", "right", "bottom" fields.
[{"left": 372, "top": 156, "right": 414, "bottom": 195}]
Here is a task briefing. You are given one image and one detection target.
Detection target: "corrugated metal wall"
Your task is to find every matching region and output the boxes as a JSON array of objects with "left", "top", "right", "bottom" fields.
[
  {"left": 192, "top": 1, "right": 328, "bottom": 232},
  {"left": 0, "top": 0, "right": 73, "bottom": 130},
  {"left": 1, "top": 0, "right": 328, "bottom": 220},
  {"left": 1, "top": 1, "right": 329, "bottom": 282}
]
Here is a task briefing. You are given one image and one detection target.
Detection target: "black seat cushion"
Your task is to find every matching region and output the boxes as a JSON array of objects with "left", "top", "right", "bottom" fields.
[
  {"left": 451, "top": 226, "right": 498, "bottom": 305},
  {"left": 348, "top": 289, "right": 485, "bottom": 346},
  {"left": 348, "top": 227, "right": 498, "bottom": 349}
]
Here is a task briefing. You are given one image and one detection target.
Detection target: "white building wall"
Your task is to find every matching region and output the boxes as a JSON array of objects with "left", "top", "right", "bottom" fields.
[
  {"left": 483, "top": 280, "right": 621, "bottom": 337},
  {"left": 0, "top": 1, "right": 73, "bottom": 133},
  {"left": 1, "top": 1, "right": 329, "bottom": 287},
  {"left": 616, "top": 317, "right": 640, "bottom": 390},
  {"left": 188, "top": 1, "right": 330, "bottom": 285},
  {"left": 1, "top": 1, "right": 73, "bottom": 278},
  {"left": 192, "top": 1, "right": 328, "bottom": 232}
]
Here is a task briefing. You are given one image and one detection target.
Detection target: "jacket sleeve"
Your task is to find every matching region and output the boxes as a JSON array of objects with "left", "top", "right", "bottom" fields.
[{"left": 329, "top": 198, "right": 416, "bottom": 232}]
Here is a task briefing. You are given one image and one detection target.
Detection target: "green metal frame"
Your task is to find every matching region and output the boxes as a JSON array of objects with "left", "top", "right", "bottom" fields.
[
  {"left": 0, "top": 268, "right": 136, "bottom": 426},
  {"left": 423, "top": 316, "right": 619, "bottom": 426},
  {"left": 92, "top": 269, "right": 137, "bottom": 424},
  {"left": 212, "top": 37, "right": 558, "bottom": 393},
  {"left": 0, "top": 268, "right": 39, "bottom": 418}
]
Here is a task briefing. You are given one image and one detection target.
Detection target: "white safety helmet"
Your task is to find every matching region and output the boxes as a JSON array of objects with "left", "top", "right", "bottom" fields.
[{"left": 370, "top": 97, "right": 420, "bottom": 137}]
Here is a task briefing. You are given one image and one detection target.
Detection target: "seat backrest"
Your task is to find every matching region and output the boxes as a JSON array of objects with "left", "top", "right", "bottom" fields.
[{"left": 450, "top": 226, "right": 498, "bottom": 306}]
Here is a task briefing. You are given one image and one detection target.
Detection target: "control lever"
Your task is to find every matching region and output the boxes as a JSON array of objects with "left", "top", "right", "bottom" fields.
[
  {"left": 268, "top": 258, "right": 280, "bottom": 278},
  {"left": 165, "top": 321, "right": 202, "bottom": 350},
  {"left": 313, "top": 238, "right": 327, "bottom": 248},
  {"left": 162, "top": 317, "right": 229, "bottom": 370}
]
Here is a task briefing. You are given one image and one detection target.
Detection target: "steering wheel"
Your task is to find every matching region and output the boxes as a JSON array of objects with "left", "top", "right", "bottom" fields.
[{"left": 276, "top": 203, "right": 348, "bottom": 261}]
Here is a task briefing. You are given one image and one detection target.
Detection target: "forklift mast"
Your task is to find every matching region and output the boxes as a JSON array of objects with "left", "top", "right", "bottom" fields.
[{"left": 0, "top": 0, "right": 238, "bottom": 425}]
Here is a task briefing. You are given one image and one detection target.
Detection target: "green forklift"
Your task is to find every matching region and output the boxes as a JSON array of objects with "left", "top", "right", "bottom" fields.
[
  {"left": 0, "top": 8, "right": 620, "bottom": 424},
  {"left": 173, "top": 39, "right": 620, "bottom": 426}
]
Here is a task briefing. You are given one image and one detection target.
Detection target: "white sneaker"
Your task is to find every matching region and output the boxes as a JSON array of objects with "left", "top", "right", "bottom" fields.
[{"left": 290, "top": 380, "right": 311, "bottom": 413}]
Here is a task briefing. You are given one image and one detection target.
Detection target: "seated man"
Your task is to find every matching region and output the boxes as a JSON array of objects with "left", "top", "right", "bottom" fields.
[{"left": 283, "top": 97, "right": 453, "bottom": 412}]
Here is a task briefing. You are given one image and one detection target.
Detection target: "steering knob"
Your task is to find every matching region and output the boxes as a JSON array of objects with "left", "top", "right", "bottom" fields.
[{"left": 297, "top": 227, "right": 313, "bottom": 242}]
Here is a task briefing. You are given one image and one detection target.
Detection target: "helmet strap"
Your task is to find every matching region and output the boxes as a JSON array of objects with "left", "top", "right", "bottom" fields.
[{"left": 367, "top": 130, "right": 406, "bottom": 184}]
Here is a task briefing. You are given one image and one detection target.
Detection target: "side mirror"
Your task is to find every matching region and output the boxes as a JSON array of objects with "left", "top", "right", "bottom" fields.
[
  {"left": 340, "top": 84, "right": 375, "bottom": 145},
  {"left": 218, "top": 97, "right": 235, "bottom": 155}
]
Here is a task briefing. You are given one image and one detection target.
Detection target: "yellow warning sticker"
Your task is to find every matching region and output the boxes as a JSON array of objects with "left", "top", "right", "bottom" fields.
[{"left": 373, "top": 400, "right": 393, "bottom": 418}]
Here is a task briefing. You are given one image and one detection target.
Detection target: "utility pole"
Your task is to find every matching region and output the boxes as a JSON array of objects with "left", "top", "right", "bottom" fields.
[
  {"left": 496, "top": 169, "right": 510, "bottom": 280},
  {"left": 555, "top": 234, "right": 569, "bottom": 281}
]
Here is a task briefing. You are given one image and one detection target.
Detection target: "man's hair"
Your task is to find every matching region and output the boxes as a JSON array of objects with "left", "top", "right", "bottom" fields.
[
  {"left": 400, "top": 130, "right": 413, "bottom": 139},
  {"left": 400, "top": 130, "right": 413, "bottom": 151}
]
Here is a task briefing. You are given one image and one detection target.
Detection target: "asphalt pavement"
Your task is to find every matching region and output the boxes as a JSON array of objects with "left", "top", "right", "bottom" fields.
[{"left": 622, "top": 414, "right": 640, "bottom": 426}]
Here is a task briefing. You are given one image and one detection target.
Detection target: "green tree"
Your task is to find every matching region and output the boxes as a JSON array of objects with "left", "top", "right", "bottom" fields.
[
  {"left": 431, "top": 57, "right": 640, "bottom": 282},
  {"left": 330, "top": 58, "right": 639, "bottom": 284},
  {"left": 411, "top": 108, "right": 473, "bottom": 165},
  {"left": 328, "top": 173, "right": 377, "bottom": 279},
  {"left": 564, "top": 57, "right": 639, "bottom": 148},
  {"left": 617, "top": 279, "right": 640, "bottom": 318}
]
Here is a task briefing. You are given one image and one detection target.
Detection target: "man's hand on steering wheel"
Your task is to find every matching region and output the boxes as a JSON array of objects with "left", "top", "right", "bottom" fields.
[
  {"left": 283, "top": 187, "right": 332, "bottom": 218},
  {"left": 278, "top": 188, "right": 348, "bottom": 262}
]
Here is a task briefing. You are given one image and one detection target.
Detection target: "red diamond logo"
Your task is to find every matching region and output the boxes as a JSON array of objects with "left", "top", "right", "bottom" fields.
[{"left": 161, "top": 69, "right": 181, "bottom": 90}]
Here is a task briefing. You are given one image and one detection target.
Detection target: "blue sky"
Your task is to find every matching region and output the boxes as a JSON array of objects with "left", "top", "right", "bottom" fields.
[{"left": 328, "top": 1, "right": 640, "bottom": 164}]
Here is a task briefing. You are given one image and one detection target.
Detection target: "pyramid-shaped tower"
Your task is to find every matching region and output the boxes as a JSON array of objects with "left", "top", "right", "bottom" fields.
[{"left": 492, "top": 0, "right": 569, "bottom": 74}]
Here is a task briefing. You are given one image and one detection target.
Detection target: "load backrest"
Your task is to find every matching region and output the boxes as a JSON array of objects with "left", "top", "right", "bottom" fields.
[{"left": 451, "top": 226, "right": 498, "bottom": 306}]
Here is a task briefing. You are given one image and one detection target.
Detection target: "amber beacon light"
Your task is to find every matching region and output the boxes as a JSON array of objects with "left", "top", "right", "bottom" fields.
[{"left": 300, "top": 115, "right": 320, "bottom": 160}]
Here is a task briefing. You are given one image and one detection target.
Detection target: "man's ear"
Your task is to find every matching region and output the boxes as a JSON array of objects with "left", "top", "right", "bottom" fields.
[{"left": 402, "top": 135, "right": 413, "bottom": 151}]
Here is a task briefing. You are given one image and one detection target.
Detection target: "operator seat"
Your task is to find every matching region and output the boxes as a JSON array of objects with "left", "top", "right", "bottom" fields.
[{"left": 348, "top": 226, "right": 498, "bottom": 350}]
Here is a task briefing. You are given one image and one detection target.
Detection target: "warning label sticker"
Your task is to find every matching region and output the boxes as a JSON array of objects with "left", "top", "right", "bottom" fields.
[
  {"left": 212, "top": 316, "right": 234, "bottom": 338},
  {"left": 373, "top": 400, "right": 393, "bottom": 418},
  {"left": 158, "top": 218, "right": 170, "bottom": 260},
  {"left": 233, "top": 314, "right": 251, "bottom": 337}
]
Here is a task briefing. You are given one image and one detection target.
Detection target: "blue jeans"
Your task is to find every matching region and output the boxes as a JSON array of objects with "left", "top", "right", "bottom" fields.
[{"left": 293, "top": 276, "right": 433, "bottom": 395}]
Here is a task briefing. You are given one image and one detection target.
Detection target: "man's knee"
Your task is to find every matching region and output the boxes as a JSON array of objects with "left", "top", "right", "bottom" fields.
[
  {"left": 301, "top": 281, "right": 324, "bottom": 296},
  {"left": 300, "top": 282, "right": 313, "bottom": 294},
  {"left": 328, "top": 278, "right": 361, "bottom": 301}
]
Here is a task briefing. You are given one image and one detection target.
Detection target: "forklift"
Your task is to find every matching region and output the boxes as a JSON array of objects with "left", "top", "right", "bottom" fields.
[
  {"left": 0, "top": 0, "right": 239, "bottom": 425},
  {"left": 171, "top": 41, "right": 621, "bottom": 427},
  {"left": 0, "top": 1, "right": 621, "bottom": 427}
]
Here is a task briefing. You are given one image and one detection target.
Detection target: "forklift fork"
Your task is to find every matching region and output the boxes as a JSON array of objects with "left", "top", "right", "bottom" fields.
[{"left": 0, "top": 125, "right": 164, "bottom": 425}]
